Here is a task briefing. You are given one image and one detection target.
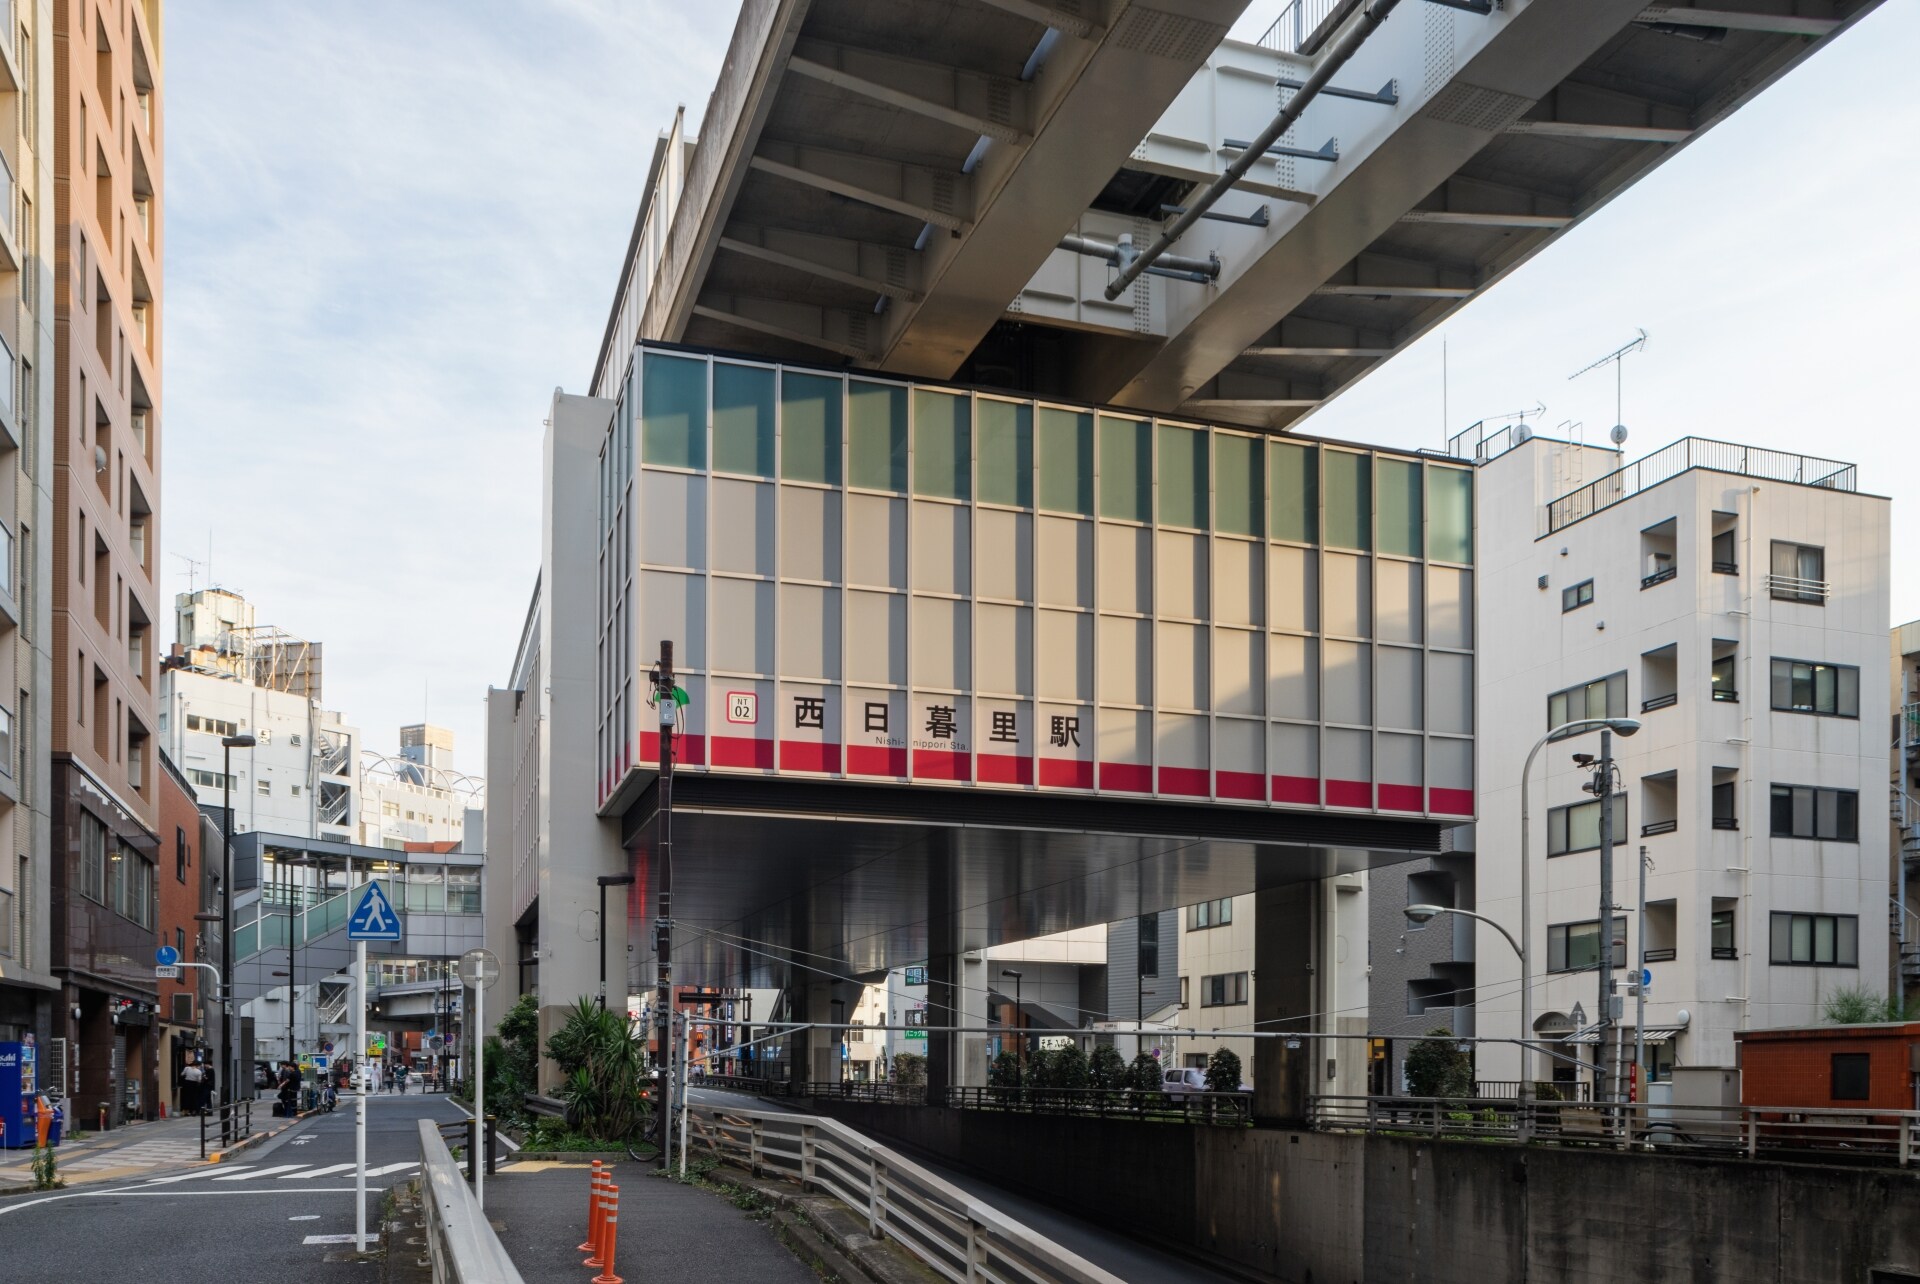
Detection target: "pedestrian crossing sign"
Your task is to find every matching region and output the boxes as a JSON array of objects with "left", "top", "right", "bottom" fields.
[{"left": 347, "top": 881, "right": 403, "bottom": 940}]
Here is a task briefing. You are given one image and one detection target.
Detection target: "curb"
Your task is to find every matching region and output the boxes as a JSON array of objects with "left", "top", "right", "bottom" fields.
[{"left": 207, "top": 1107, "right": 320, "bottom": 1163}]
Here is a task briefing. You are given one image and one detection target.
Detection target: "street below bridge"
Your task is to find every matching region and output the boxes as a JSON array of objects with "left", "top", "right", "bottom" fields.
[{"left": 0, "top": 1093, "right": 467, "bottom": 1282}]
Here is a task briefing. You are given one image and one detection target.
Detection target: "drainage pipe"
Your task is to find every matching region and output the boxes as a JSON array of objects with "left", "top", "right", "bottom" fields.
[
  {"left": 1103, "top": 0, "right": 1403, "bottom": 300},
  {"left": 1059, "top": 233, "right": 1219, "bottom": 284}
]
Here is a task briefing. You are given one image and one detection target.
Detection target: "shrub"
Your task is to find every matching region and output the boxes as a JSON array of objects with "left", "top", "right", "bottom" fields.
[
  {"left": 1052, "top": 1043, "right": 1090, "bottom": 1091},
  {"left": 1023, "top": 1048, "right": 1057, "bottom": 1090},
  {"left": 1127, "top": 1051, "right": 1162, "bottom": 1093},
  {"left": 1088, "top": 1045, "right": 1128, "bottom": 1092},
  {"left": 1204, "top": 1047, "right": 1243, "bottom": 1094},
  {"left": 546, "top": 998, "right": 649, "bottom": 1143},
  {"left": 988, "top": 1051, "right": 1022, "bottom": 1089},
  {"left": 890, "top": 1052, "right": 927, "bottom": 1087},
  {"left": 1824, "top": 985, "right": 1910, "bottom": 1025},
  {"left": 1403, "top": 1026, "right": 1474, "bottom": 1099}
]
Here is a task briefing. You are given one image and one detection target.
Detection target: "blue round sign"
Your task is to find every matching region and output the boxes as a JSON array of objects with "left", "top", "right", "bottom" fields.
[{"left": 155, "top": 944, "right": 180, "bottom": 967}]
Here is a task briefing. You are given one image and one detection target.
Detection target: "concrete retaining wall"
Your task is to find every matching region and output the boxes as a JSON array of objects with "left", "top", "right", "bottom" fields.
[{"left": 814, "top": 1102, "right": 1920, "bottom": 1283}]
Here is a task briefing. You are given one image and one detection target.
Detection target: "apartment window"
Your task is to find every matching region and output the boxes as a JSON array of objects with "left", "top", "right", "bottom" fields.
[
  {"left": 1770, "top": 913, "right": 1858, "bottom": 967},
  {"left": 0, "top": 886, "right": 11, "bottom": 957},
  {"left": 184, "top": 714, "right": 240, "bottom": 738},
  {"left": 1770, "top": 785, "right": 1859, "bottom": 842},
  {"left": 1710, "top": 514, "right": 1738, "bottom": 574},
  {"left": 1711, "top": 651, "right": 1739, "bottom": 702},
  {"left": 1561, "top": 579, "right": 1594, "bottom": 612},
  {"left": 256, "top": 778, "right": 271, "bottom": 797},
  {"left": 1547, "top": 794, "right": 1628, "bottom": 856},
  {"left": 79, "top": 811, "right": 107, "bottom": 904},
  {"left": 1769, "top": 541, "right": 1826, "bottom": 603},
  {"left": 1188, "top": 898, "right": 1233, "bottom": 930},
  {"left": 290, "top": 785, "right": 301, "bottom": 797},
  {"left": 381, "top": 801, "right": 400, "bottom": 818},
  {"left": 1199, "top": 972, "right": 1248, "bottom": 1007},
  {"left": 1179, "top": 976, "right": 1189, "bottom": 1009},
  {"left": 1641, "top": 519, "right": 1677, "bottom": 588},
  {"left": 175, "top": 824, "right": 188, "bottom": 884},
  {"left": 1769, "top": 659, "right": 1859, "bottom": 718},
  {"left": 1547, "top": 672, "right": 1627, "bottom": 736},
  {"left": 1712, "top": 781, "right": 1738, "bottom": 831},
  {"left": 1548, "top": 916, "right": 1627, "bottom": 973},
  {"left": 1831, "top": 1053, "right": 1871, "bottom": 1102},
  {"left": 1711, "top": 905, "right": 1737, "bottom": 960},
  {"left": 187, "top": 769, "right": 234, "bottom": 793}
]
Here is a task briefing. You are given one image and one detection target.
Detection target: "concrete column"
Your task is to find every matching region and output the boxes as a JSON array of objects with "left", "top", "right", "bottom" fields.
[
  {"left": 1253, "top": 882, "right": 1316, "bottom": 1123},
  {"left": 925, "top": 844, "right": 958, "bottom": 1098}
]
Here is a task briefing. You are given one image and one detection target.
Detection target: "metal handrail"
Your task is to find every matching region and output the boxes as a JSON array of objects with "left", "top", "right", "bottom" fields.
[
  {"left": 200, "top": 1097, "right": 253, "bottom": 1159},
  {"left": 945, "top": 1084, "right": 1252, "bottom": 1126},
  {"left": 1545, "top": 437, "right": 1857, "bottom": 534},
  {"left": 417, "top": 1119, "right": 524, "bottom": 1284},
  {"left": 684, "top": 1103, "right": 1126, "bottom": 1284}
]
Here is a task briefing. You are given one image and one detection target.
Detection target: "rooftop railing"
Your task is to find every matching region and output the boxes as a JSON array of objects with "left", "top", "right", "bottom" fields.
[
  {"left": 1546, "top": 437, "right": 1857, "bottom": 535},
  {"left": 1256, "top": 0, "right": 1360, "bottom": 55}
]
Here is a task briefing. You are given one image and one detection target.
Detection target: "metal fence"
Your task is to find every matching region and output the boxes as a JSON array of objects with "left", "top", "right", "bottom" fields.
[
  {"left": 1309, "top": 1095, "right": 1920, "bottom": 1166},
  {"left": 684, "top": 1102, "right": 1125, "bottom": 1284},
  {"left": 1470, "top": 1080, "right": 1593, "bottom": 1103},
  {"left": 1256, "top": 0, "right": 1361, "bottom": 55},
  {"left": 416, "top": 1119, "right": 525, "bottom": 1284},
  {"left": 946, "top": 1085, "right": 1252, "bottom": 1126},
  {"left": 201, "top": 1098, "right": 253, "bottom": 1158},
  {"left": 1545, "top": 436, "right": 1857, "bottom": 534}
]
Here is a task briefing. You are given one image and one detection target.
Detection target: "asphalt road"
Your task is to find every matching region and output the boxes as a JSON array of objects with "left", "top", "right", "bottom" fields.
[{"left": 0, "top": 1092, "right": 468, "bottom": 1282}]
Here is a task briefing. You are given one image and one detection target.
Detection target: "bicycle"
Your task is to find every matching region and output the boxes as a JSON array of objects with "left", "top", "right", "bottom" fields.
[{"left": 624, "top": 1084, "right": 659, "bottom": 1162}]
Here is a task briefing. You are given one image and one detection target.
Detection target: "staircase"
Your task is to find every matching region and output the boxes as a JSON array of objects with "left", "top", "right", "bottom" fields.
[{"left": 1893, "top": 710, "right": 1920, "bottom": 982}]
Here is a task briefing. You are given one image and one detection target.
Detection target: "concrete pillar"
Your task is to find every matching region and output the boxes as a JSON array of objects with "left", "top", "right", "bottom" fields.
[
  {"left": 925, "top": 844, "right": 958, "bottom": 1099},
  {"left": 1253, "top": 883, "right": 1316, "bottom": 1123}
]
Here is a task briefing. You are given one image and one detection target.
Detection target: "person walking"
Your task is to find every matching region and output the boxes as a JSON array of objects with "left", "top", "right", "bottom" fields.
[
  {"left": 275, "top": 1060, "right": 301, "bottom": 1118},
  {"left": 395, "top": 1062, "right": 408, "bottom": 1095},
  {"left": 180, "top": 1055, "right": 205, "bottom": 1116}
]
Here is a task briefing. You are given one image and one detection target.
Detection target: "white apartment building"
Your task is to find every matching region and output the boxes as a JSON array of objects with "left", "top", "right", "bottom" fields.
[
  {"left": 359, "top": 723, "right": 483, "bottom": 850},
  {"left": 1472, "top": 432, "right": 1889, "bottom": 1089}
]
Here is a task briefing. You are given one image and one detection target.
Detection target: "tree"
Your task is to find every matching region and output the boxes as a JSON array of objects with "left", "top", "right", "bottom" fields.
[
  {"left": 988, "top": 1051, "right": 1022, "bottom": 1089},
  {"left": 1402, "top": 1026, "right": 1474, "bottom": 1098},
  {"left": 890, "top": 1052, "right": 927, "bottom": 1087},
  {"left": 1023, "top": 1047, "right": 1058, "bottom": 1090},
  {"left": 1127, "top": 1051, "right": 1162, "bottom": 1093},
  {"left": 1052, "top": 1043, "right": 1091, "bottom": 1091},
  {"left": 1204, "top": 1046, "right": 1243, "bottom": 1094},
  {"left": 1088, "top": 1044, "right": 1128, "bottom": 1092},
  {"left": 545, "top": 997, "right": 648, "bottom": 1142}
]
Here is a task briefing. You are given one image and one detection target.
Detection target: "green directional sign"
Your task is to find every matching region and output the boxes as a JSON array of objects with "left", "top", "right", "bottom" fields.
[{"left": 368, "top": 1038, "right": 387, "bottom": 1056}]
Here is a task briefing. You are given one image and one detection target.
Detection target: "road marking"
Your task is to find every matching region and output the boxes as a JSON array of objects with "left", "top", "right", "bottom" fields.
[
  {"left": 0, "top": 1188, "right": 363, "bottom": 1215},
  {"left": 290, "top": 1214, "right": 320, "bottom": 1221},
  {"left": 282, "top": 1163, "right": 356, "bottom": 1179},
  {"left": 303, "top": 1233, "right": 378, "bottom": 1246},
  {"left": 364, "top": 1161, "right": 419, "bottom": 1177},
  {"left": 215, "top": 1164, "right": 309, "bottom": 1180},
  {"left": 142, "top": 1166, "right": 249, "bottom": 1185}
]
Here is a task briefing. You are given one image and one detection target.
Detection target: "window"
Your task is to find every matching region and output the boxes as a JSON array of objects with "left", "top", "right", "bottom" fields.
[
  {"left": 1769, "top": 541, "right": 1826, "bottom": 603},
  {"left": 1769, "top": 912, "right": 1859, "bottom": 967},
  {"left": 639, "top": 352, "right": 706, "bottom": 470},
  {"left": 1179, "top": 976, "right": 1189, "bottom": 1009},
  {"left": 1712, "top": 781, "right": 1738, "bottom": 831},
  {"left": 849, "top": 381, "right": 907, "bottom": 491},
  {"left": 904, "top": 966, "right": 927, "bottom": 987},
  {"left": 781, "top": 371, "right": 842, "bottom": 484},
  {"left": 187, "top": 769, "right": 234, "bottom": 792},
  {"left": 1376, "top": 457, "right": 1420, "bottom": 557},
  {"left": 1323, "top": 451, "right": 1370, "bottom": 551},
  {"left": 1770, "top": 785, "right": 1859, "bottom": 842},
  {"left": 1769, "top": 659, "right": 1859, "bottom": 718},
  {"left": 1215, "top": 434, "right": 1262, "bottom": 537},
  {"left": 1831, "top": 1053, "right": 1872, "bottom": 1101},
  {"left": 174, "top": 825, "right": 188, "bottom": 883},
  {"left": 1711, "top": 906, "right": 1737, "bottom": 959},
  {"left": 977, "top": 400, "right": 1032, "bottom": 508},
  {"left": 79, "top": 811, "right": 107, "bottom": 904},
  {"left": 1547, "top": 794, "right": 1627, "bottom": 856},
  {"left": 1199, "top": 972, "right": 1249, "bottom": 1007},
  {"left": 1427, "top": 466, "right": 1472, "bottom": 565},
  {"left": 712, "top": 361, "right": 776, "bottom": 478},
  {"left": 1711, "top": 521, "right": 1738, "bottom": 574},
  {"left": 289, "top": 733, "right": 302, "bottom": 748},
  {"left": 1037, "top": 408, "right": 1092, "bottom": 516},
  {"left": 1547, "top": 672, "right": 1626, "bottom": 736},
  {"left": 1269, "top": 442, "right": 1318, "bottom": 544},
  {"left": 1711, "top": 652, "right": 1739, "bottom": 702},
  {"left": 1187, "top": 898, "right": 1233, "bottom": 930},
  {"left": 291, "top": 785, "right": 301, "bottom": 797},
  {"left": 1548, "top": 916, "right": 1627, "bottom": 973},
  {"left": 1098, "top": 415, "right": 1150, "bottom": 521},
  {"left": 905, "top": 1009, "right": 927, "bottom": 1028},
  {"left": 256, "top": 778, "right": 271, "bottom": 797},
  {"left": 1561, "top": 579, "right": 1594, "bottom": 612},
  {"left": 1158, "top": 424, "right": 1208, "bottom": 530}
]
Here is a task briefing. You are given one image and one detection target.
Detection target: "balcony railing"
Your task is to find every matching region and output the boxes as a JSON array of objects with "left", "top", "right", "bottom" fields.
[
  {"left": 1643, "top": 948, "right": 1678, "bottom": 963},
  {"left": 1640, "top": 565, "right": 1678, "bottom": 590},
  {"left": 1713, "top": 816, "right": 1739, "bottom": 831},
  {"left": 1546, "top": 437, "right": 1857, "bottom": 534},
  {"left": 1641, "top": 819, "right": 1678, "bottom": 837},
  {"left": 1640, "top": 692, "right": 1677, "bottom": 713}
]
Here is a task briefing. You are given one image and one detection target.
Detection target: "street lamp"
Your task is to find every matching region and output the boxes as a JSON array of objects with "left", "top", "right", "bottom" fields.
[
  {"left": 1517, "top": 717, "right": 1638, "bottom": 1110},
  {"left": 1000, "top": 969, "right": 1024, "bottom": 1064},
  {"left": 219, "top": 732, "right": 256, "bottom": 1129},
  {"left": 596, "top": 874, "right": 636, "bottom": 1009}
]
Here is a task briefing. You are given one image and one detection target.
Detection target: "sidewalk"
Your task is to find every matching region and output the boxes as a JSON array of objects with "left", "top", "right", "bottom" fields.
[
  {"left": 485, "top": 1158, "right": 817, "bottom": 1283},
  {"left": 0, "top": 1111, "right": 214, "bottom": 1188}
]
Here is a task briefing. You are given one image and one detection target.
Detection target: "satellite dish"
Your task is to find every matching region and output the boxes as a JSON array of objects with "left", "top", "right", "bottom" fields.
[
  {"left": 1609, "top": 424, "right": 1628, "bottom": 446},
  {"left": 1514, "top": 423, "right": 1533, "bottom": 443}
]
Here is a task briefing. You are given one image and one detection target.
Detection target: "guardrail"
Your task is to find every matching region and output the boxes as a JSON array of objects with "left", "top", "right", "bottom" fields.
[
  {"left": 1545, "top": 437, "right": 1856, "bottom": 534},
  {"left": 684, "top": 1102, "right": 1125, "bottom": 1284},
  {"left": 1310, "top": 1095, "right": 1920, "bottom": 1166},
  {"left": 946, "top": 1085, "right": 1251, "bottom": 1126},
  {"left": 201, "top": 1098, "right": 254, "bottom": 1158},
  {"left": 417, "top": 1119, "right": 525, "bottom": 1284}
]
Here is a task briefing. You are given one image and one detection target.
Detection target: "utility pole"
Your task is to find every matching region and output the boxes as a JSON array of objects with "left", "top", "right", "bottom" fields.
[
  {"left": 1595, "top": 728, "right": 1616, "bottom": 1106},
  {"left": 651, "top": 641, "right": 677, "bottom": 1170}
]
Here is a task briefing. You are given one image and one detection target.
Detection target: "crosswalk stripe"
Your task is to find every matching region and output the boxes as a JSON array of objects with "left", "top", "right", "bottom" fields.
[
  {"left": 364, "top": 1162, "right": 419, "bottom": 1178},
  {"left": 215, "top": 1164, "right": 307, "bottom": 1181},
  {"left": 281, "top": 1163, "right": 355, "bottom": 1179},
  {"left": 144, "top": 1169, "right": 238, "bottom": 1185}
]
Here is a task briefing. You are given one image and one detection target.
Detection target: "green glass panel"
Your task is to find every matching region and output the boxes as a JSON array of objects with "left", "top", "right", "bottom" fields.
[
  {"left": 848, "top": 381, "right": 907, "bottom": 491},
  {"left": 1157, "top": 424, "right": 1208, "bottom": 529},
  {"left": 1270, "top": 441, "right": 1318, "bottom": 543},
  {"left": 913, "top": 389, "right": 971, "bottom": 500},
  {"left": 1215, "top": 432, "right": 1262, "bottom": 536},
  {"left": 1324, "top": 451, "right": 1371, "bottom": 550},
  {"left": 712, "top": 362, "right": 775, "bottom": 477},
  {"left": 1427, "top": 465, "right": 1473, "bottom": 565},
  {"left": 1377, "top": 457, "right": 1422, "bottom": 558},
  {"left": 1037, "top": 407, "right": 1093, "bottom": 515},
  {"left": 782, "top": 371, "right": 843, "bottom": 484},
  {"left": 640, "top": 352, "right": 707, "bottom": 470},
  {"left": 977, "top": 399, "right": 1032, "bottom": 507},
  {"left": 1099, "top": 415, "right": 1151, "bottom": 521},
  {"left": 236, "top": 921, "right": 258, "bottom": 959}
]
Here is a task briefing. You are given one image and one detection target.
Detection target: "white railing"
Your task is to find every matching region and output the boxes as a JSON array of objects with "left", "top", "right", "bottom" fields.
[
  {"left": 417, "top": 1119, "right": 525, "bottom": 1284},
  {"left": 685, "top": 1103, "right": 1125, "bottom": 1284}
]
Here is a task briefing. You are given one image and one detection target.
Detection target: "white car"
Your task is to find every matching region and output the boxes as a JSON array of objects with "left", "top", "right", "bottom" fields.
[{"left": 1161, "top": 1067, "right": 1248, "bottom": 1100}]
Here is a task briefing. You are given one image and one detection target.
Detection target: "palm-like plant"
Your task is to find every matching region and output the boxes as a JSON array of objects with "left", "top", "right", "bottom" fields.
[{"left": 548, "top": 998, "right": 650, "bottom": 1142}]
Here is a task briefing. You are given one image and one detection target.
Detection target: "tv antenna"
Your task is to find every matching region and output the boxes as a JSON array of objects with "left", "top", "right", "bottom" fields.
[
  {"left": 1569, "top": 329, "right": 1647, "bottom": 448},
  {"left": 171, "top": 551, "right": 207, "bottom": 595}
]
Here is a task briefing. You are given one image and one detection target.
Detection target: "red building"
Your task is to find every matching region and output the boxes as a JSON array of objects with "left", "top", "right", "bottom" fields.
[
  {"left": 1737, "top": 1023, "right": 1920, "bottom": 1112},
  {"left": 156, "top": 754, "right": 214, "bottom": 1117}
]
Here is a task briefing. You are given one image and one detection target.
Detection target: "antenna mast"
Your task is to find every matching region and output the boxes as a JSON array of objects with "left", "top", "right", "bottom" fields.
[{"left": 1569, "top": 329, "right": 1648, "bottom": 445}]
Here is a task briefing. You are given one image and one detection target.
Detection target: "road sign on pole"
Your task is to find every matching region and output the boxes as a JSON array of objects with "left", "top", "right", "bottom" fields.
[
  {"left": 155, "top": 944, "right": 180, "bottom": 967},
  {"left": 155, "top": 966, "right": 181, "bottom": 979},
  {"left": 347, "top": 882, "right": 403, "bottom": 941},
  {"left": 458, "top": 948, "right": 500, "bottom": 1212}
]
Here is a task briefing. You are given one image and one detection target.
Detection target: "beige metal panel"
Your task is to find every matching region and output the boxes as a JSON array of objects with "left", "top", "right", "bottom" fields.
[
  {"left": 1269, "top": 634, "right": 1318, "bottom": 721},
  {"left": 846, "top": 493, "right": 907, "bottom": 589},
  {"left": 1037, "top": 609, "right": 1093, "bottom": 703},
  {"left": 779, "top": 583, "right": 841, "bottom": 680},
  {"left": 1429, "top": 736, "right": 1471, "bottom": 793},
  {"left": 712, "top": 578, "right": 775, "bottom": 675},
  {"left": 1157, "top": 621, "right": 1208, "bottom": 711},
  {"left": 1324, "top": 553, "right": 1372, "bottom": 639},
  {"left": 977, "top": 509, "right": 1034, "bottom": 602},
  {"left": 641, "top": 470, "right": 708, "bottom": 570},
  {"left": 1213, "top": 538, "right": 1263, "bottom": 627},
  {"left": 1214, "top": 627, "right": 1264, "bottom": 717},
  {"left": 1376, "top": 558, "right": 1424, "bottom": 645},
  {"left": 1269, "top": 545, "right": 1318, "bottom": 633},
  {"left": 1427, "top": 566, "right": 1473, "bottom": 650},
  {"left": 1038, "top": 515, "right": 1093, "bottom": 608},
  {"left": 1156, "top": 530, "right": 1208, "bottom": 621},
  {"left": 1216, "top": 717, "right": 1264, "bottom": 779},
  {"left": 1377, "top": 645, "right": 1423, "bottom": 732},
  {"left": 781, "top": 486, "right": 843, "bottom": 583},
  {"left": 1428, "top": 651, "right": 1473, "bottom": 736},
  {"left": 1156, "top": 712, "right": 1209, "bottom": 771},
  {"left": 1096, "top": 707, "right": 1151, "bottom": 769},
  {"left": 711, "top": 477, "right": 776, "bottom": 575},
  {"left": 846, "top": 590, "right": 906, "bottom": 686},
  {"left": 911, "top": 597, "right": 970, "bottom": 690},
  {"left": 912, "top": 502, "right": 972, "bottom": 596},
  {"left": 1270, "top": 721, "right": 1319, "bottom": 781},
  {"left": 1097, "top": 616, "right": 1151, "bottom": 706},
  {"left": 1378, "top": 732, "right": 1423, "bottom": 788},
  {"left": 977, "top": 604, "right": 1034, "bottom": 697},
  {"left": 1097, "top": 524, "right": 1152, "bottom": 614},
  {"left": 642, "top": 570, "right": 707, "bottom": 671},
  {"left": 1324, "top": 727, "right": 1370, "bottom": 786},
  {"left": 1323, "top": 640, "right": 1371, "bottom": 726}
]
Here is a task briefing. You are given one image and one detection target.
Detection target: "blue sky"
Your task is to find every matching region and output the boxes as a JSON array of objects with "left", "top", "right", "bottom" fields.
[{"left": 164, "top": 2, "right": 1919, "bottom": 771}]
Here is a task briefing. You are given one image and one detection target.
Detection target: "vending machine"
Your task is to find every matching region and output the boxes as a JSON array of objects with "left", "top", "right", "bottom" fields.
[{"left": 0, "top": 1038, "right": 37, "bottom": 1149}]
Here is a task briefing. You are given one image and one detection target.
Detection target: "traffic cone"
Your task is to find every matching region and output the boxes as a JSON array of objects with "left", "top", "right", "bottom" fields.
[
  {"left": 591, "top": 1186, "right": 622, "bottom": 1284},
  {"left": 577, "top": 1162, "right": 605, "bottom": 1252}
]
